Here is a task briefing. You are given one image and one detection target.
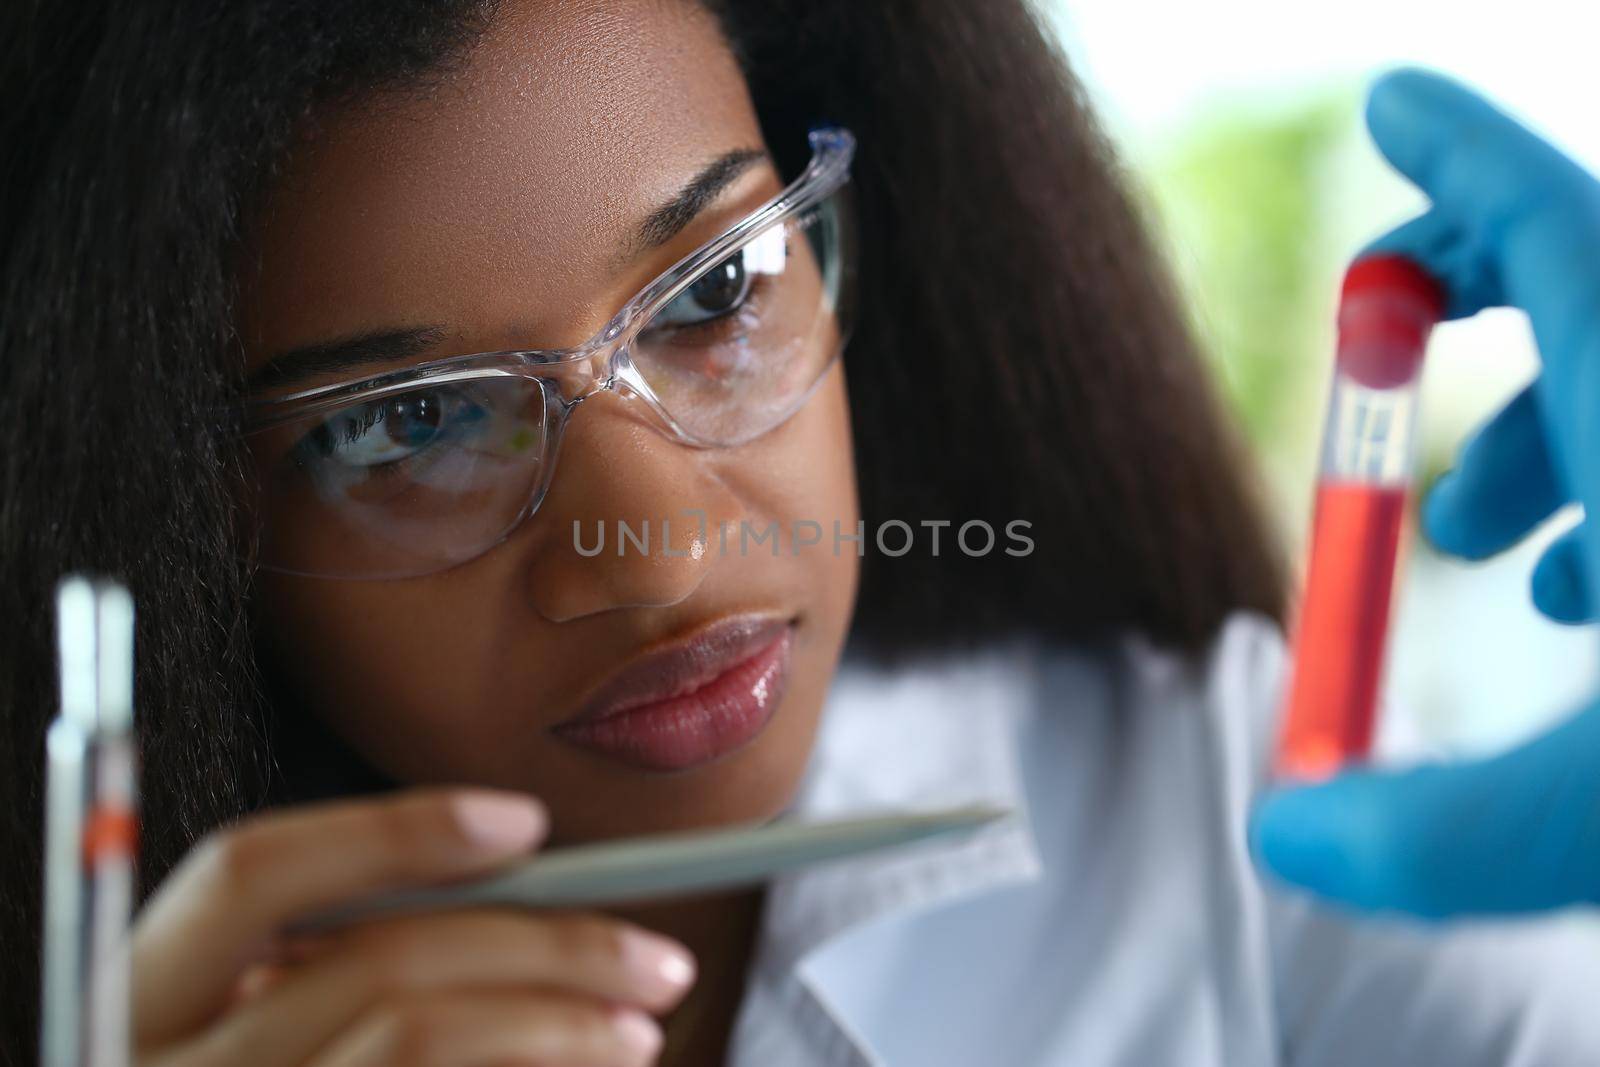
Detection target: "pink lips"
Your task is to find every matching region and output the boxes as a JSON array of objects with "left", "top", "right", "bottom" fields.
[{"left": 548, "top": 615, "right": 794, "bottom": 772}]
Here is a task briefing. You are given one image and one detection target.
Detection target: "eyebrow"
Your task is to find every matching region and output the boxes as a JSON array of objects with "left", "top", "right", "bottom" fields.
[
  {"left": 245, "top": 147, "right": 770, "bottom": 396},
  {"left": 245, "top": 325, "right": 447, "bottom": 394},
  {"left": 631, "top": 148, "right": 767, "bottom": 256}
]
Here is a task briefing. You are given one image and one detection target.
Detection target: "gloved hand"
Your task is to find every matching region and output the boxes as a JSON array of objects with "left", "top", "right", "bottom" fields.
[{"left": 1248, "top": 67, "right": 1600, "bottom": 919}]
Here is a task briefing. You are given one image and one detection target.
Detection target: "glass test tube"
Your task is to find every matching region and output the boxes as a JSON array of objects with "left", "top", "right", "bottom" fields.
[
  {"left": 86, "top": 584, "right": 137, "bottom": 1067},
  {"left": 40, "top": 576, "right": 138, "bottom": 1067},
  {"left": 1274, "top": 255, "right": 1445, "bottom": 782}
]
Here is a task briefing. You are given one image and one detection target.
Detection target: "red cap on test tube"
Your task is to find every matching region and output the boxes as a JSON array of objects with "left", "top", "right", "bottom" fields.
[{"left": 1336, "top": 255, "right": 1447, "bottom": 389}]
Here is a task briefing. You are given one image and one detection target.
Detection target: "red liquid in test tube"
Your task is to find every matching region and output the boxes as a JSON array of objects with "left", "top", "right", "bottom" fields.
[{"left": 1275, "top": 255, "right": 1446, "bottom": 782}]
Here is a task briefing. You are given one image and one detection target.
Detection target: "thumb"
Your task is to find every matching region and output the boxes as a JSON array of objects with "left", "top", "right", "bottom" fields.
[{"left": 1250, "top": 698, "right": 1600, "bottom": 919}]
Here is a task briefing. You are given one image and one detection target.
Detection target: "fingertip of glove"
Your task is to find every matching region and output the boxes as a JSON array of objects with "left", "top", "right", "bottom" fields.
[
  {"left": 1366, "top": 66, "right": 1461, "bottom": 124},
  {"left": 1250, "top": 783, "right": 1346, "bottom": 890},
  {"left": 1531, "top": 540, "right": 1590, "bottom": 623}
]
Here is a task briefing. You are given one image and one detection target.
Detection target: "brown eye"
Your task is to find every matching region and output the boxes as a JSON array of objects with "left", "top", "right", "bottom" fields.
[
  {"left": 383, "top": 393, "right": 444, "bottom": 443},
  {"left": 653, "top": 249, "right": 752, "bottom": 327},
  {"left": 300, "top": 388, "right": 488, "bottom": 470}
]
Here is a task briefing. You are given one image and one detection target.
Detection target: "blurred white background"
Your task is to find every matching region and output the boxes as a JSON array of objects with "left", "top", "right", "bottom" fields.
[{"left": 1041, "top": 0, "right": 1600, "bottom": 755}]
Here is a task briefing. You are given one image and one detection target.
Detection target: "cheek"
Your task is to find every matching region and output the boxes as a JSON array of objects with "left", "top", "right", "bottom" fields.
[
  {"left": 808, "top": 369, "right": 861, "bottom": 608},
  {"left": 738, "top": 364, "right": 859, "bottom": 540},
  {"left": 252, "top": 573, "right": 512, "bottom": 772},
  {"left": 732, "top": 361, "right": 860, "bottom": 612}
]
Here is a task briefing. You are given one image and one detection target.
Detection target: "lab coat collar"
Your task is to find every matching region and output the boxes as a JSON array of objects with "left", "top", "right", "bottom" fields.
[{"left": 736, "top": 640, "right": 1046, "bottom": 1064}]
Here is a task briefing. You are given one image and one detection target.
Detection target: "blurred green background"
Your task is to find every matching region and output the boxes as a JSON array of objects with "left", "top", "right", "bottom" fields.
[{"left": 1042, "top": 0, "right": 1599, "bottom": 756}]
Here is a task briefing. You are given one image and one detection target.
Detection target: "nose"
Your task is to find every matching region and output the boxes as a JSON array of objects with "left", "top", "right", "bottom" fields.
[{"left": 520, "top": 389, "right": 737, "bottom": 622}]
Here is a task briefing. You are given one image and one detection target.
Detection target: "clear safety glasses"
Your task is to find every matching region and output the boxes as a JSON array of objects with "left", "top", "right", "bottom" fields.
[{"left": 237, "top": 127, "right": 858, "bottom": 580}]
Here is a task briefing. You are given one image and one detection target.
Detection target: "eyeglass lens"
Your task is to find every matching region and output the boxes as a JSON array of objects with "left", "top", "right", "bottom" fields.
[{"left": 242, "top": 183, "right": 853, "bottom": 579}]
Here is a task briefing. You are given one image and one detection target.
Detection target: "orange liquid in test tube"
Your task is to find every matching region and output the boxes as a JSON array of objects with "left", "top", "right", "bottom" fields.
[{"left": 1277, "top": 483, "right": 1408, "bottom": 780}]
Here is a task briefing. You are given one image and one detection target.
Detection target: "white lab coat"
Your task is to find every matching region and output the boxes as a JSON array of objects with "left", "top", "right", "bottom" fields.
[{"left": 724, "top": 612, "right": 1600, "bottom": 1066}]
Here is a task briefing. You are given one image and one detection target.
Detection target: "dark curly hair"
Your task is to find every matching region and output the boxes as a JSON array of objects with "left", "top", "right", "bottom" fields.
[{"left": 0, "top": 1, "right": 1285, "bottom": 1059}]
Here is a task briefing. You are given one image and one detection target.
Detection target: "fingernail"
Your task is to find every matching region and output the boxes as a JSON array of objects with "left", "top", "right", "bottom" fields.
[
  {"left": 611, "top": 1007, "right": 663, "bottom": 1057},
  {"left": 451, "top": 792, "right": 546, "bottom": 852},
  {"left": 623, "top": 928, "right": 697, "bottom": 997}
]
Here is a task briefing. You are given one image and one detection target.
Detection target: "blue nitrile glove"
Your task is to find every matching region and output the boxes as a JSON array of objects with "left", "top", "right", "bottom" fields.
[{"left": 1248, "top": 68, "right": 1600, "bottom": 919}]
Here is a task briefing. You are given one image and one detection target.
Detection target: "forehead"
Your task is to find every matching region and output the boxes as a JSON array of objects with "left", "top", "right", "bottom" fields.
[{"left": 238, "top": 0, "right": 764, "bottom": 363}]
